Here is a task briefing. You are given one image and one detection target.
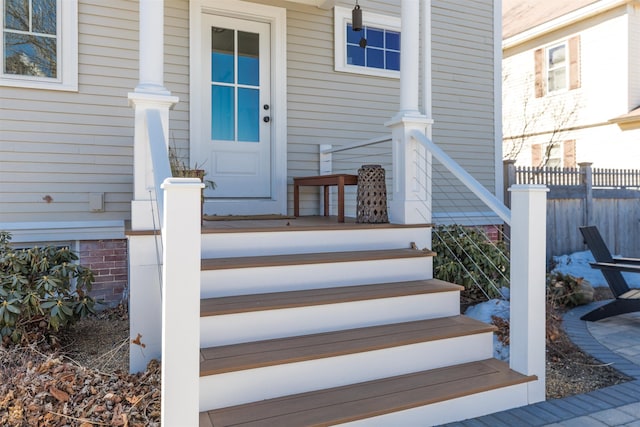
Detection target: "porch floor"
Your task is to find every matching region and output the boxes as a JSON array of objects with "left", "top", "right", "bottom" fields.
[{"left": 201, "top": 215, "right": 432, "bottom": 233}]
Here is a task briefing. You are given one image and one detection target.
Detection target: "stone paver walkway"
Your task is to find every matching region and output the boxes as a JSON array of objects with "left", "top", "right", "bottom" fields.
[{"left": 441, "top": 301, "right": 640, "bottom": 427}]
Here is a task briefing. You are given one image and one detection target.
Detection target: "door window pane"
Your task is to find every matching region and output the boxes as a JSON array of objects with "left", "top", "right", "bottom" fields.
[
  {"left": 238, "top": 88, "right": 259, "bottom": 142},
  {"left": 210, "top": 26, "right": 263, "bottom": 143},
  {"left": 238, "top": 31, "right": 259, "bottom": 86},
  {"left": 211, "top": 27, "right": 234, "bottom": 84},
  {"left": 212, "top": 85, "right": 234, "bottom": 141}
]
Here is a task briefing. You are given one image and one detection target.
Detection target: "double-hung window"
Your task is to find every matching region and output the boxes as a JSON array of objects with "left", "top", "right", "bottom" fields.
[
  {"left": 334, "top": 6, "right": 400, "bottom": 78},
  {"left": 1, "top": 0, "right": 78, "bottom": 90},
  {"left": 534, "top": 36, "right": 580, "bottom": 97},
  {"left": 547, "top": 43, "right": 567, "bottom": 93}
]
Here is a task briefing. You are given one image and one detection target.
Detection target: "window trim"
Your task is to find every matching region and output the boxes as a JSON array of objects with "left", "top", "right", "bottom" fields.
[
  {"left": 333, "top": 6, "right": 400, "bottom": 79},
  {"left": 1, "top": 0, "right": 78, "bottom": 91}
]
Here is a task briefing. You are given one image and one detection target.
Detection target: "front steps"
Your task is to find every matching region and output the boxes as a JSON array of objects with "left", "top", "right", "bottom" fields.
[
  {"left": 201, "top": 359, "right": 533, "bottom": 427},
  {"left": 196, "top": 220, "right": 535, "bottom": 426}
]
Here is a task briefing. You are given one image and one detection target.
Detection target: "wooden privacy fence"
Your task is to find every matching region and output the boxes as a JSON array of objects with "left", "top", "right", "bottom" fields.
[{"left": 504, "top": 161, "right": 640, "bottom": 261}]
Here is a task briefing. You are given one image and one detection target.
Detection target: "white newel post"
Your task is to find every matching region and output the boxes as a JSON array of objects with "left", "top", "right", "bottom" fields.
[
  {"left": 128, "top": 94, "right": 179, "bottom": 229},
  {"left": 161, "top": 178, "right": 203, "bottom": 427},
  {"left": 509, "top": 184, "right": 549, "bottom": 403},
  {"left": 386, "top": 0, "right": 432, "bottom": 224},
  {"left": 129, "top": 0, "right": 178, "bottom": 230}
]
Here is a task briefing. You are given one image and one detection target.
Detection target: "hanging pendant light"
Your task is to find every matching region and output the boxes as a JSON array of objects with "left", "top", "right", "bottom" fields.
[{"left": 352, "top": 1, "right": 362, "bottom": 32}]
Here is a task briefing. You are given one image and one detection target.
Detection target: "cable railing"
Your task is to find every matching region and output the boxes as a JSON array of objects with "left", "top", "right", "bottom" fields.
[
  {"left": 409, "top": 130, "right": 511, "bottom": 302},
  {"left": 321, "top": 131, "right": 512, "bottom": 303}
]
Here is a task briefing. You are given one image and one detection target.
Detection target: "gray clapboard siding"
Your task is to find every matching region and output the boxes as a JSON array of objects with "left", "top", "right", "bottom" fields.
[
  {"left": 0, "top": 0, "right": 138, "bottom": 223},
  {"left": 431, "top": 0, "right": 497, "bottom": 223}
]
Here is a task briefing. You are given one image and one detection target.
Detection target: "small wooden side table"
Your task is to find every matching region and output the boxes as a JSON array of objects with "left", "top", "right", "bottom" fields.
[{"left": 293, "top": 174, "right": 358, "bottom": 222}]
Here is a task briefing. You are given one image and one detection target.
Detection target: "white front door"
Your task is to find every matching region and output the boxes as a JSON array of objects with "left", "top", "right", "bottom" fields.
[{"left": 197, "top": 14, "right": 271, "bottom": 199}]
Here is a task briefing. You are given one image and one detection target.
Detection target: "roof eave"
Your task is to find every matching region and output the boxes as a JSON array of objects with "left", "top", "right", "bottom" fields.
[{"left": 503, "top": 0, "right": 631, "bottom": 49}]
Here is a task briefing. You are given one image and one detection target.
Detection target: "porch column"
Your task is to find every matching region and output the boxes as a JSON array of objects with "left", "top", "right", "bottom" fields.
[
  {"left": 128, "top": 0, "right": 178, "bottom": 230},
  {"left": 509, "top": 184, "right": 548, "bottom": 403},
  {"left": 136, "top": 0, "right": 169, "bottom": 95},
  {"left": 386, "top": 0, "right": 433, "bottom": 224}
]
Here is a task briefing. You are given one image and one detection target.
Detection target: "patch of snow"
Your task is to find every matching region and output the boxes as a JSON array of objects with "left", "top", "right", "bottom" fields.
[
  {"left": 465, "top": 249, "right": 640, "bottom": 361},
  {"left": 551, "top": 250, "right": 640, "bottom": 288},
  {"left": 464, "top": 299, "right": 510, "bottom": 361}
]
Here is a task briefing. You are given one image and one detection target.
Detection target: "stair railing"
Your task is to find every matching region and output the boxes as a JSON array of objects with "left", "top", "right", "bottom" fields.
[
  {"left": 146, "top": 108, "right": 203, "bottom": 426},
  {"left": 410, "top": 129, "right": 548, "bottom": 404}
]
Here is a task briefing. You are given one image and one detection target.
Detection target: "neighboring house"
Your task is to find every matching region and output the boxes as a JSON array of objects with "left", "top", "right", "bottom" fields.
[
  {"left": 0, "top": 0, "right": 549, "bottom": 424},
  {"left": 502, "top": 0, "right": 640, "bottom": 168}
]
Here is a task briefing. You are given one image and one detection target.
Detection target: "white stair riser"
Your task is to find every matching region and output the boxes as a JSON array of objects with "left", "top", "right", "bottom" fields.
[
  {"left": 340, "top": 382, "right": 532, "bottom": 426},
  {"left": 201, "top": 228, "right": 431, "bottom": 258},
  {"left": 201, "top": 258, "right": 432, "bottom": 298},
  {"left": 200, "top": 292, "right": 460, "bottom": 347},
  {"left": 199, "top": 333, "right": 494, "bottom": 411}
]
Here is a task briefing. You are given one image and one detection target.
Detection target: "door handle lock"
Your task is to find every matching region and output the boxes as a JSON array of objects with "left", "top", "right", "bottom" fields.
[{"left": 263, "top": 116, "right": 270, "bottom": 123}]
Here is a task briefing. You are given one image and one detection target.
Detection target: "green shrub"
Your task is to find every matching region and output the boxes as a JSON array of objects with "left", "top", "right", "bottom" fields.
[
  {"left": 0, "top": 231, "right": 96, "bottom": 342},
  {"left": 432, "top": 224, "right": 509, "bottom": 302}
]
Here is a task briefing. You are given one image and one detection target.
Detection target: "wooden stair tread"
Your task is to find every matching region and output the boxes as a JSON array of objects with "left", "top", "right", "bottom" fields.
[
  {"left": 200, "top": 315, "right": 495, "bottom": 376},
  {"left": 201, "top": 248, "right": 434, "bottom": 271},
  {"left": 201, "top": 279, "right": 463, "bottom": 317},
  {"left": 201, "top": 358, "right": 536, "bottom": 427}
]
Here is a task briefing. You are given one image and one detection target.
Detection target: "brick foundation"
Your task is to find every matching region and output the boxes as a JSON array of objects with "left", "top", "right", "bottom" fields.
[
  {"left": 481, "top": 224, "right": 504, "bottom": 242},
  {"left": 79, "top": 239, "right": 128, "bottom": 308}
]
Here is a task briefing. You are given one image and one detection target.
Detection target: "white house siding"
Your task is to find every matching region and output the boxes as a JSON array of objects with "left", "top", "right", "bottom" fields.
[
  {"left": 628, "top": 4, "right": 640, "bottom": 109},
  {"left": 431, "top": 0, "right": 499, "bottom": 222},
  {"left": 0, "top": 0, "right": 137, "bottom": 226},
  {"left": 503, "top": 4, "right": 640, "bottom": 169}
]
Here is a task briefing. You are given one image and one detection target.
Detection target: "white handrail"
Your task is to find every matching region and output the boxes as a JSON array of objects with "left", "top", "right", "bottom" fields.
[
  {"left": 320, "top": 135, "right": 392, "bottom": 154},
  {"left": 410, "top": 129, "right": 512, "bottom": 225},
  {"left": 146, "top": 109, "right": 173, "bottom": 223}
]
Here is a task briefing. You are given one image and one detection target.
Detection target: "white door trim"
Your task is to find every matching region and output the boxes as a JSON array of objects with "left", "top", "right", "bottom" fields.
[{"left": 189, "top": 0, "right": 287, "bottom": 215}]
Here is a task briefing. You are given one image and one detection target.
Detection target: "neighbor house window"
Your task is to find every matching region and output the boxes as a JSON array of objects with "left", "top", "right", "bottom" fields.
[
  {"left": 334, "top": 6, "right": 400, "bottom": 78},
  {"left": 1, "top": 0, "right": 78, "bottom": 90},
  {"left": 531, "top": 140, "right": 576, "bottom": 167},
  {"left": 534, "top": 36, "right": 580, "bottom": 97},
  {"left": 547, "top": 43, "right": 567, "bottom": 92}
]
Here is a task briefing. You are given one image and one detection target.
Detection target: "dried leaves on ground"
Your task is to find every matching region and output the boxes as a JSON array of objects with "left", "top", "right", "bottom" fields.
[{"left": 0, "top": 305, "right": 160, "bottom": 427}]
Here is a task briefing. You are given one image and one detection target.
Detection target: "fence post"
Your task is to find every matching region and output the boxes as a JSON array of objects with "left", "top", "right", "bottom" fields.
[
  {"left": 161, "top": 177, "right": 203, "bottom": 427},
  {"left": 509, "top": 184, "right": 549, "bottom": 404},
  {"left": 503, "top": 159, "right": 517, "bottom": 208},
  {"left": 579, "top": 162, "right": 593, "bottom": 226}
]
